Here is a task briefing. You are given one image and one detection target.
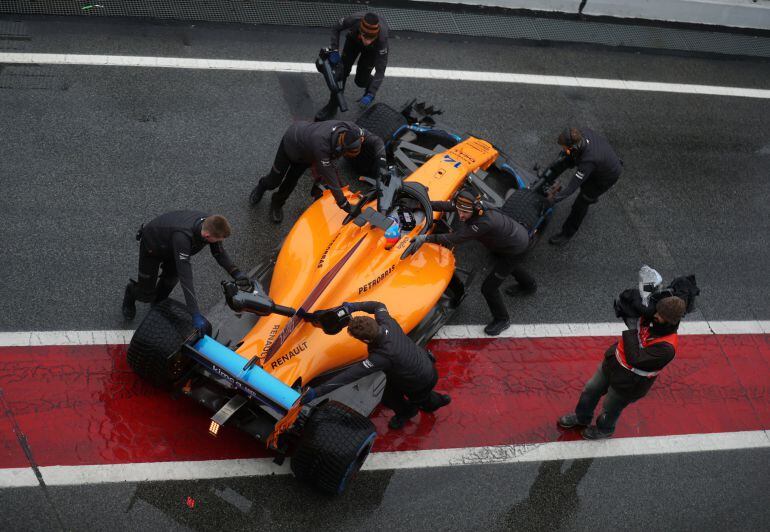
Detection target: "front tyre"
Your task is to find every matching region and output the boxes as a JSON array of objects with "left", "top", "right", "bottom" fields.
[
  {"left": 127, "top": 299, "right": 194, "bottom": 388},
  {"left": 291, "top": 401, "right": 377, "bottom": 495}
]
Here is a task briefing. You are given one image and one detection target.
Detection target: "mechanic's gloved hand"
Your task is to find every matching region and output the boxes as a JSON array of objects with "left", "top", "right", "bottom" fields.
[
  {"left": 358, "top": 93, "right": 374, "bottom": 108},
  {"left": 192, "top": 313, "right": 211, "bottom": 336},
  {"left": 301, "top": 387, "right": 318, "bottom": 405},
  {"left": 340, "top": 200, "right": 353, "bottom": 214},
  {"left": 328, "top": 50, "right": 341, "bottom": 65},
  {"left": 341, "top": 302, "right": 353, "bottom": 315},
  {"left": 233, "top": 271, "right": 253, "bottom": 292},
  {"left": 410, "top": 235, "right": 428, "bottom": 246}
]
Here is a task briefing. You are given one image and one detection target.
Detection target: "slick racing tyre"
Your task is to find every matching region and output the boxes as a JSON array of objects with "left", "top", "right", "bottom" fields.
[
  {"left": 501, "top": 188, "right": 545, "bottom": 233},
  {"left": 353, "top": 103, "right": 408, "bottom": 175},
  {"left": 355, "top": 103, "right": 407, "bottom": 143},
  {"left": 127, "top": 299, "right": 194, "bottom": 389},
  {"left": 291, "top": 400, "right": 377, "bottom": 495}
]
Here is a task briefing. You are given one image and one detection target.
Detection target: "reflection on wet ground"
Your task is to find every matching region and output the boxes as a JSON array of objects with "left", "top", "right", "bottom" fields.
[{"left": 495, "top": 459, "right": 593, "bottom": 531}]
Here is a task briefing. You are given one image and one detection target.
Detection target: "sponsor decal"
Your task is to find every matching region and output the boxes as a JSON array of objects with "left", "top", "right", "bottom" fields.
[
  {"left": 259, "top": 324, "right": 280, "bottom": 358},
  {"left": 178, "top": 252, "right": 190, "bottom": 262},
  {"left": 358, "top": 264, "right": 396, "bottom": 294},
  {"left": 363, "top": 359, "right": 374, "bottom": 369},
  {"left": 466, "top": 138, "right": 493, "bottom": 153},
  {"left": 271, "top": 341, "right": 309, "bottom": 369},
  {"left": 450, "top": 149, "right": 477, "bottom": 166},
  {"left": 317, "top": 233, "right": 340, "bottom": 269}
]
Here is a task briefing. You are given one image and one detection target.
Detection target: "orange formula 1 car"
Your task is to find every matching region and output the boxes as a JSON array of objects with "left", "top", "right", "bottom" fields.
[{"left": 127, "top": 102, "right": 562, "bottom": 493}]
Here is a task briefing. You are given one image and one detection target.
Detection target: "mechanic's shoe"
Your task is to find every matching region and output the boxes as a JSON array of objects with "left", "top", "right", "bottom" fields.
[
  {"left": 314, "top": 101, "right": 338, "bottom": 122},
  {"left": 504, "top": 282, "right": 537, "bottom": 297},
  {"left": 582, "top": 425, "right": 614, "bottom": 440},
  {"left": 121, "top": 282, "right": 136, "bottom": 320},
  {"left": 388, "top": 414, "right": 415, "bottom": 430},
  {"left": 421, "top": 393, "right": 451, "bottom": 413},
  {"left": 557, "top": 414, "right": 589, "bottom": 429},
  {"left": 549, "top": 232, "right": 573, "bottom": 246},
  {"left": 249, "top": 180, "right": 267, "bottom": 206},
  {"left": 269, "top": 203, "right": 284, "bottom": 224},
  {"left": 484, "top": 318, "right": 511, "bottom": 336}
]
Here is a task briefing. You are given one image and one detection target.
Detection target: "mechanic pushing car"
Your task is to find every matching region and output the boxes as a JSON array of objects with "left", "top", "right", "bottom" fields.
[
  {"left": 308, "top": 301, "right": 451, "bottom": 430},
  {"left": 546, "top": 127, "right": 623, "bottom": 246},
  {"left": 121, "top": 211, "right": 251, "bottom": 334},
  {"left": 413, "top": 190, "right": 536, "bottom": 336},
  {"left": 249, "top": 120, "right": 386, "bottom": 223},
  {"left": 314, "top": 11, "right": 390, "bottom": 121},
  {"left": 558, "top": 296, "right": 686, "bottom": 439}
]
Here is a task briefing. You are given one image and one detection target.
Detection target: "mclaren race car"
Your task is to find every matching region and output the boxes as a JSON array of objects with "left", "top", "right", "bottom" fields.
[{"left": 126, "top": 102, "right": 563, "bottom": 494}]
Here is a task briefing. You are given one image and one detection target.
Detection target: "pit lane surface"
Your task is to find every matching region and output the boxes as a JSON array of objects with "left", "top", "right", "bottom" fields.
[{"left": 1, "top": 15, "right": 769, "bottom": 531}]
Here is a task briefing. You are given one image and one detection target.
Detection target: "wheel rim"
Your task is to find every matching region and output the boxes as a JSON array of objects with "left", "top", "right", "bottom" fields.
[{"left": 337, "top": 432, "right": 376, "bottom": 494}]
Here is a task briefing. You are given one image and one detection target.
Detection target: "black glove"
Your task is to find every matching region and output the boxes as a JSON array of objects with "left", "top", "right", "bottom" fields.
[
  {"left": 232, "top": 270, "right": 253, "bottom": 292},
  {"left": 340, "top": 200, "right": 353, "bottom": 214},
  {"left": 410, "top": 235, "right": 428, "bottom": 245},
  {"left": 192, "top": 313, "right": 212, "bottom": 336}
]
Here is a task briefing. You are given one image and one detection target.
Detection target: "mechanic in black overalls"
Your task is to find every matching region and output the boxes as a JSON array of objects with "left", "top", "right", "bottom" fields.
[
  {"left": 558, "top": 296, "right": 685, "bottom": 439},
  {"left": 309, "top": 301, "right": 451, "bottom": 430},
  {"left": 413, "top": 190, "right": 536, "bottom": 336},
  {"left": 315, "top": 11, "right": 390, "bottom": 121},
  {"left": 548, "top": 127, "right": 623, "bottom": 245},
  {"left": 249, "top": 120, "right": 386, "bottom": 223},
  {"left": 121, "top": 211, "right": 251, "bottom": 333}
]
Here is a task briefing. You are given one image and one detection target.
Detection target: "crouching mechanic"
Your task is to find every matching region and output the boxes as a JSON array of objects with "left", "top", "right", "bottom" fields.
[
  {"left": 249, "top": 120, "right": 386, "bottom": 223},
  {"left": 413, "top": 190, "right": 536, "bottom": 336},
  {"left": 315, "top": 12, "right": 389, "bottom": 121},
  {"left": 558, "top": 296, "right": 686, "bottom": 439},
  {"left": 309, "top": 301, "right": 451, "bottom": 430},
  {"left": 121, "top": 211, "right": 252, "bottom": 334}
]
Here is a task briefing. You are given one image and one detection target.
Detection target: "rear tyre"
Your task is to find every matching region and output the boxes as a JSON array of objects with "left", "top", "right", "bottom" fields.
[
  {"left": 127, "top": 299, "right": 194, "bottom": 388},
  {"left": 291, "top": 401, "right": 377, "bottom": 495},
  {"left": 501, "top": 189, "right": 545, "bottom": 232},
  {"left": 353, "top": 103, "right": 408, "bottom": 175},
  {"left": 355, "top": 103, "right": 407, "bottom": 142}
]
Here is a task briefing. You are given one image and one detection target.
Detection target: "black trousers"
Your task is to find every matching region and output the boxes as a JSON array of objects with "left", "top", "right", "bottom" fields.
[
  {"left": 134, "top": 243, "right": 178, "bottom": 303},
  {"left": 382, "top": 371, "right": 443, "bottom": 418},
  {"left": 341, "top": 36, "right": 376, "bottom": 91},
  {"left": 575, "top": 363, "right": 638, "bottom": 432},
  {"left": 322, "top": 37, "right": 377, "bottom": 109},
  {"left": 260, "top": 140, "right": 310, "bottom": 208},
  {"left": 561, "top": 175, "right": 619, "bottom": 236},
  {"left": 481, "top": 251, "right": 536, "bottom": 321}
]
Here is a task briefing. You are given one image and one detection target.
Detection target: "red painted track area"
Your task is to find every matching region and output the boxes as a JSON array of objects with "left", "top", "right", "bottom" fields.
[{"left": 1, "top": 334, "right": 768, "bottom": 469}]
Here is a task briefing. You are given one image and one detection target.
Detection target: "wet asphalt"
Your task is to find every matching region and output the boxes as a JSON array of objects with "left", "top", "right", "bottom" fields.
[{"left": 0, "top": 14, "right": 769, "bottom": 531}]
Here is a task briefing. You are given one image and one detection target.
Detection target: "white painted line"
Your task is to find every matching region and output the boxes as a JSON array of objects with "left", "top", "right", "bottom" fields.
[
  {"left": 1, "top": 53, "right": 769, "bottom": 99},
  {"left": 0, "top": 330, "right": 133, "bottom": 347},
  {"left": 0, "top": 468, "right": 39, "bottom": 489},
  {"left": 0, "top": 321, "right": 767, "bottom": 347},
  {"left": 1, "top": 430, "right": 766, "bottom": 488},
  {"left": 40, "top": 458, "right": 287, "bottom": 487},
  {"left": 433, "top": 320, "right": 770, "bottom": 339}
]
